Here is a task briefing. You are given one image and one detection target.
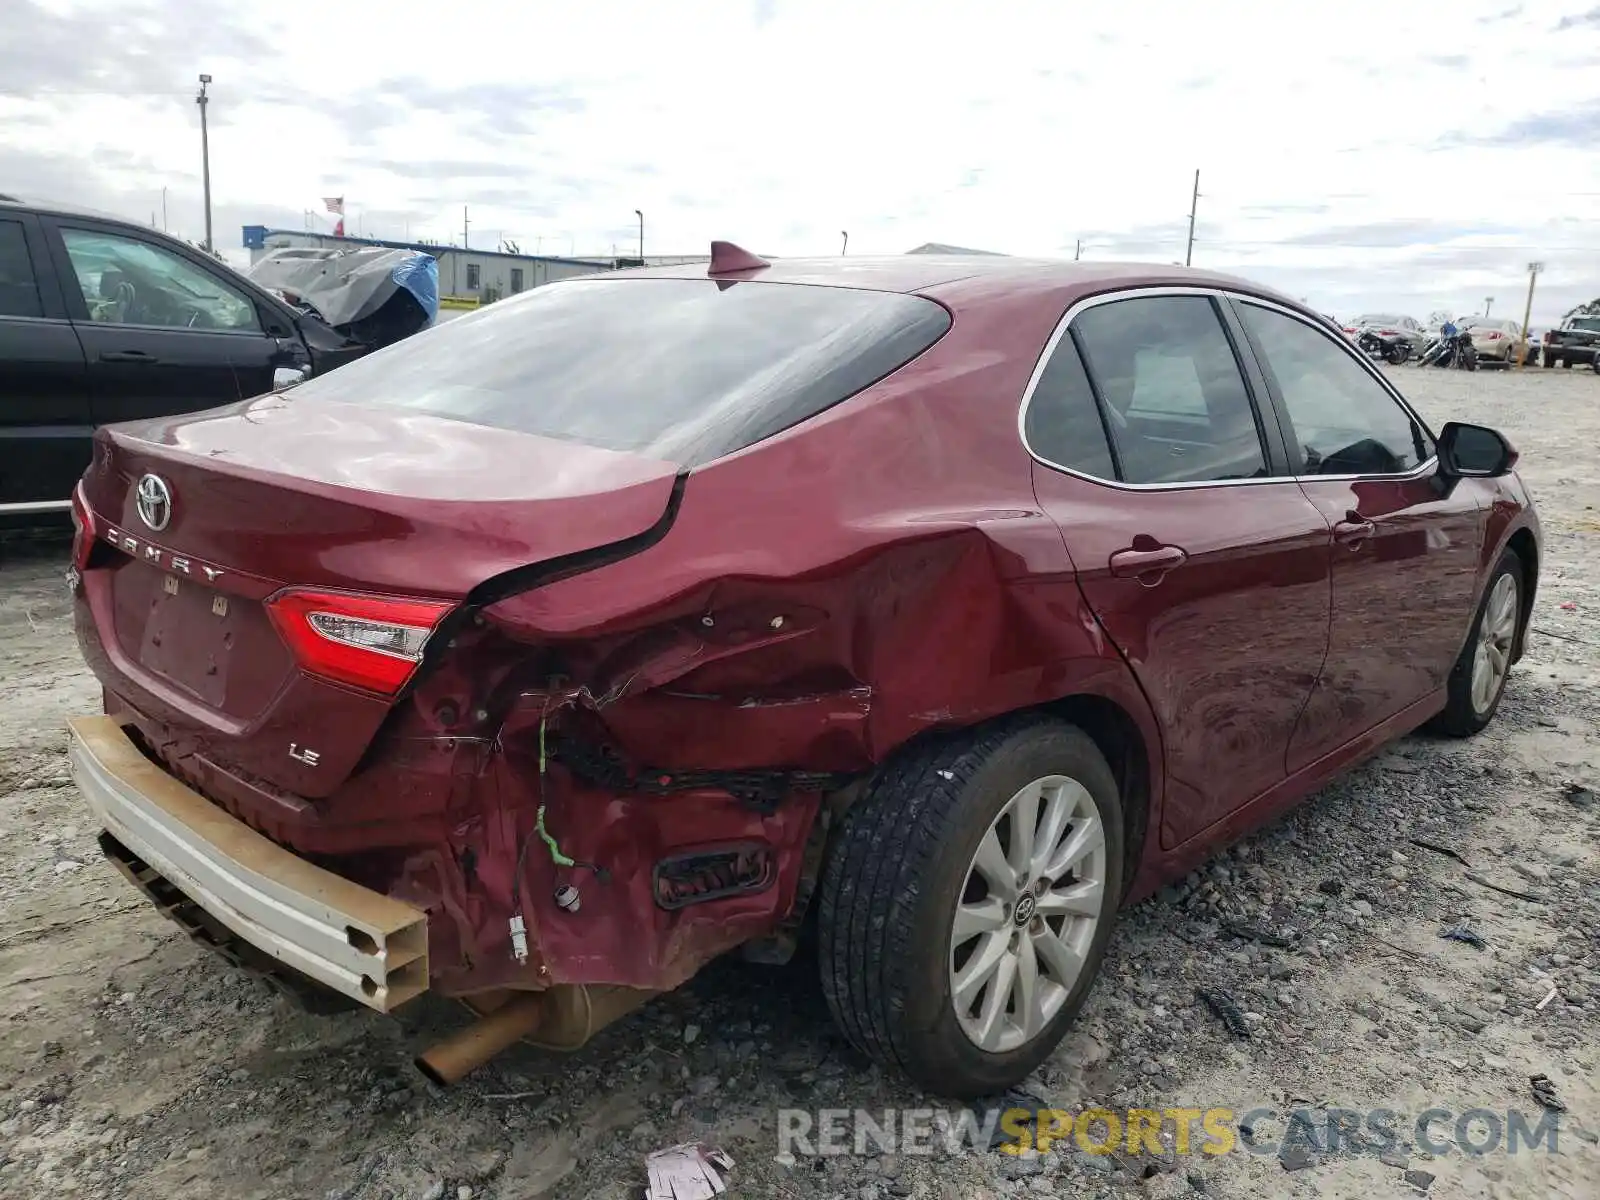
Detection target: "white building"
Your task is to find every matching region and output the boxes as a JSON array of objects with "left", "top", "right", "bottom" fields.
[{"left": 242, "top": 226, "right": 620, "bottom": 307}]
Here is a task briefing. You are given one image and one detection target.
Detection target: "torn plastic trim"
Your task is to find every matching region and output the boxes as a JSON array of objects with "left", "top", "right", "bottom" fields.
[
  {"left": 548, "top": 729, "right": 853, "bottom": 812},
  {"left": 653, "top": 842, "right": 775, "bottom": 909}
]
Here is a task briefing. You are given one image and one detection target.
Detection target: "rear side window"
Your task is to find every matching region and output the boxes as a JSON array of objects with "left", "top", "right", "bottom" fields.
[
  {"left": 1073, "top": 296, "right": 1268, "bottom": 485},
  {"left": 0, "top": 220, "right": 43, "bottom": 318},
  {"left": 293, "top": 277, "right": 951, "bottom": 467},
  {"left": 1023, "top": 333, "right": 1116, "bottom": 478}
]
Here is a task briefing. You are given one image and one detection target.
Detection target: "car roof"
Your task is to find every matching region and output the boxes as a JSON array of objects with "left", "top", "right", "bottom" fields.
[
  {"left": 613, "top": 254, "right": 1308, "bottom": 312},
  {"left": 0, "top": 193, "right": 137, "bottom": 224}
]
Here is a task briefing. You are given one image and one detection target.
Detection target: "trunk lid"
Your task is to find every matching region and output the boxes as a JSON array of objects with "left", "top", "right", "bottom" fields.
[{"left": 77, "top": 394, "right": 680, "bottom": 796}]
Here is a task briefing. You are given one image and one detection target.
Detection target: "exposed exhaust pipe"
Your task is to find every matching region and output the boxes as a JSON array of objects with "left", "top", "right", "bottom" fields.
[{"left": 414, "top": 984, "right": 658, "bottom": 1086}]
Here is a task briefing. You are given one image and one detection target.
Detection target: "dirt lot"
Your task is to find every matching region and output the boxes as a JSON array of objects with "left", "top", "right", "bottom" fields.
[{"left": 2, "top": 365, "right": 1597, "bottom": 1200}]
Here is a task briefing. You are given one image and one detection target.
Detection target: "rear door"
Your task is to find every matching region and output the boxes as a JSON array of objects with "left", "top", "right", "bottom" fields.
[
  {"left": 42, "top": 218, "right": 282, "bottom": 425},
  {"left": 1231, "top": 297, "right": 1484, "bottom": 770},
  {"left": 0, "top": 212, "right": 92, "bottom": 510},
  {"left": 1024, "top": 290, "right": 1333, "bottom": 848}
]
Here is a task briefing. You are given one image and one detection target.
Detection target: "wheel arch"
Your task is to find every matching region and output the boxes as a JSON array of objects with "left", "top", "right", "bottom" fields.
[
  {"left": 828, "top": 691, "right": 1159, "bottom": 905},
  {"left": 1042, "top": 694, "right": 1153, "bottom": 902},
  {"left": 1504, "top": 526, "right": 1539, "bottom": 661}
]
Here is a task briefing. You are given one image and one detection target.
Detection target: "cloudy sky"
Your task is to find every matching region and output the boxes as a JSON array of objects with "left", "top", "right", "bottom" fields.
[{"left": 4, "top": 0, "right": 1598, "bottom": 323}]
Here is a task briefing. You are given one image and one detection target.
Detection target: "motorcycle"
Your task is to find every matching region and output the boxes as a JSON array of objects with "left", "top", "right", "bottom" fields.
[
  {"left": 1416, "top": 329, "right": 1477, "bottom": 370},
  {"left": 1356, "top": 328, "right": 1413, "bottom": 364}
]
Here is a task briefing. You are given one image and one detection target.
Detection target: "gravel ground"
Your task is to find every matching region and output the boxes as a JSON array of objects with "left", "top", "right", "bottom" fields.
[{"left": 1, "top": 365, "right": 1597, "bottom": 1200}]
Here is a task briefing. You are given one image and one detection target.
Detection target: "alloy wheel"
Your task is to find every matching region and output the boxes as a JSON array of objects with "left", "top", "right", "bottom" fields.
[
  {"left": 948, "top": 774, "right": 1107, "bottom": 1053},
  {"left": 1471, "top": 573, "right": 1519, "bottom": 714}
]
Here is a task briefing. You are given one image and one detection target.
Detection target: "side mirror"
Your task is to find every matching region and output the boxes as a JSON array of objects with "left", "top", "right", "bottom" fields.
[
  {"left": 272, "top": 366, "right": 309, "bottom": 392},
  {"left": 1438, "top": 421, "right": 1517, "bottom": 478}
]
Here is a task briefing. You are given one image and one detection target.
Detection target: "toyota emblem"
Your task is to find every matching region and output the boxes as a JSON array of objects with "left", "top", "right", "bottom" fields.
[{"left": 135, "top": 474, "right": 173, "bottom": 532}]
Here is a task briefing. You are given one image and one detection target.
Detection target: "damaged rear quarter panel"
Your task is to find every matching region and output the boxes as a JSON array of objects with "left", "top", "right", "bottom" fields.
[
  {"left": 483, "top": 279, "right": 1162, "bottom": 762},
  {"left": 409, "top": 279, "right": 1168, "bottom": 992}
]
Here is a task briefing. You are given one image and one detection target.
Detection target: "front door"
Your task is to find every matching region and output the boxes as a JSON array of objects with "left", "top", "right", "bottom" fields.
[
  {"left": 0, "top": 213, "right": 92, "bottom": 509},
  {"left": 43, "top": 220, "right": 283, "bottom": 427},
  {"left": 1231, "top": 298, "right": 1485, "bottom": 770},
  {"left": 1024, "top": 292, "right": 1333, "bottom": 848}
]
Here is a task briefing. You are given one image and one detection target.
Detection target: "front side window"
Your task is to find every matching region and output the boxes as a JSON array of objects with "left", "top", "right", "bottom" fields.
[
  {"left": 1238, "top": 302, "right": 1434, "bottom": 476},
  {"left": 0, "top": 219, "right": 43, "bottom": 318},
  {"left": 1072, "top": 295, "right": 1268, "bottom": 485},
  {"left": 59, "top": 229, "right": 259, "bottom": 331}
]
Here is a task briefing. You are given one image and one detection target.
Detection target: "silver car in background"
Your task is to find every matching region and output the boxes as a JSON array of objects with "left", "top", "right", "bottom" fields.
[
  {"left": 1341, "top": 312, "right": 1430, "bottom": 355},
  {"left": 1459, "top": 317, "right": 1538, "bottom": 366}
]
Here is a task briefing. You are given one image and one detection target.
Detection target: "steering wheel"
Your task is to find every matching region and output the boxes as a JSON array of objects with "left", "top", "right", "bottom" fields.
[{"left": 111, "top": 279, "right": 138, "bottom": 323}]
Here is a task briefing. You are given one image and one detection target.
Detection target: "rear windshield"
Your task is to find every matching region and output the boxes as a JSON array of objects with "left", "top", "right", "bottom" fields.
[
  {"left": 1356, "top": 314, "right": 1404, "bottom": 326},
  {"left": 290, "top": 276, "right": 951, "bottom": 467}
]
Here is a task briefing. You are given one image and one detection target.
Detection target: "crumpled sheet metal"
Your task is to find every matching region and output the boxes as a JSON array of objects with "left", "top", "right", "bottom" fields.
[{"left": 246, "top": 245, "right": 439, "bottom": 329}]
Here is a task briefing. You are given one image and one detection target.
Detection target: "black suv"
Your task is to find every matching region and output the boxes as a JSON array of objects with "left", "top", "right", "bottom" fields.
[{"left": 1, "top": 196, "right": 364, "bottom": 526}]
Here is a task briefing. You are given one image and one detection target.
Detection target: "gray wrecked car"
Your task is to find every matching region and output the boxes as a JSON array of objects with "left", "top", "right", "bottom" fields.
[{"left": 247, "top": 245, "right": 440, "bottom": 358}]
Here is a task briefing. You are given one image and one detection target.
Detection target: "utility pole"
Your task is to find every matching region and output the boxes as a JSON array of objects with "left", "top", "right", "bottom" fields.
[
  {"left": 1517, "top": 263, "right": 1542, "bottom": 371},
  {"left": 1184, "top": 169, "right": 1200, "bottom": 267},
  {"left": 1074, "top": 238, "right": 1082, "bottom": 261},
  {"left": 841, "top": 230, "right": 848, "bottom": 255},
  {"left": 462, "top": 206, "right": 470, "bottom": 250},
  {"left": 196, "top": 74, "right": 213, "bottom": 253},
  {"left": 1484, "top": 296, "right": 1493, "bottom": 318},
  {"left": 635, "top": 209, "right": 644, "bottom": 261},
  {"left": 161, "top": 186, "right": 168, "bottom": 232}
]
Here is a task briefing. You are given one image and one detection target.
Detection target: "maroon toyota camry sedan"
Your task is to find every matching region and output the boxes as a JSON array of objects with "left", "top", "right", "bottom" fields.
[{"left": 64, "top": 246, "right": 1540, "bottom": 1097}]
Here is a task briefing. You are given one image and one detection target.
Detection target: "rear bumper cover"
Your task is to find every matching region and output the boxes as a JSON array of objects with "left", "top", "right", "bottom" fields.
[{"left": 67, "top": 715, "right": 429, "bottom": 1011}]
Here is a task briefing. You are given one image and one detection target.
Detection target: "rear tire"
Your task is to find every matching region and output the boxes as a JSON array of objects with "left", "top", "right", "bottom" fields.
[
  {"left": 816, "top": 719, "right": 1124, "bottom": 1098},
  {"left": 1428, "top": 551, "right": 1524, "bottom": 737}
]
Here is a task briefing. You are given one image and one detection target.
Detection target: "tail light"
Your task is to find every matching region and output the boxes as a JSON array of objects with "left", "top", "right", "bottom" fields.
[
  {"left": 1486, "top": 331, "right": 1502, "bottom": 339},
  {"left": 69, "top": 481, "right": 95, "bottom": 571},
  {"left": 266, "top": 588, "right": 453, "bottom": 696},
  {"left": 1379, "top": 329, "right": 1399, "bottom": 336}
]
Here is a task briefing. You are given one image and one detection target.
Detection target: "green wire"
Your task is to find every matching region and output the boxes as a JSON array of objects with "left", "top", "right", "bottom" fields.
[{"left": 536, "top": 711, "right": 576, "bottom": 867}]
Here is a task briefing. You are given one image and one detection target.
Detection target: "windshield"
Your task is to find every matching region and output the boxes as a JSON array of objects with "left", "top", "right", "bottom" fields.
[
  {"left": 1570, "top": 316, "right": 1600, "bottom": 333},
  {"left": 290, "top": 277, "right": 952, "bottom": 468},
  {"left": 1355, "top": 314, "right": 1404, "bottom": 327}
]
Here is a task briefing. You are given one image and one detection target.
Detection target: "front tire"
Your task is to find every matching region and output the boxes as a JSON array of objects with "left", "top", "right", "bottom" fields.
[
  {"left": 1429, "top": 552, "right": 1524, "bottom": 737},
  {"left": 816, "top": 719, "right": 1124, "bottom": 1098}
]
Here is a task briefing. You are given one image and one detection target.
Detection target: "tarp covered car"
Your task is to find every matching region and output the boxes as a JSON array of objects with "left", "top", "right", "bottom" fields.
[{"left": 247, "top": 246, "right": 440, "bottom": 354}]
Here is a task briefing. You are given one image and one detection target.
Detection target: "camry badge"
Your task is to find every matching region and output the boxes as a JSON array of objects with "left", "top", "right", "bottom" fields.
[{"left": 135, "top": 474, "right": 173, "bottom": 533}]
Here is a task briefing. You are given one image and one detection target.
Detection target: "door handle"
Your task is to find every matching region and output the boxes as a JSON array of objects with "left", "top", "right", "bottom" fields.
[
  {"left": 98, "top": 350, "right": 160, "bottom": 364},
  {"left": 1333, "top": 513, "right": 1376, "bottom": 546},
  {"left": 1110, "top": 544, "right": 1188, "bottom": 578}
]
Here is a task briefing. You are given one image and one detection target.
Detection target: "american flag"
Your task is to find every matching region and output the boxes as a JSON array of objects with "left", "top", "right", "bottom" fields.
[{"left": 323, "top": 197, "right": 344, "bottom": 215}]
